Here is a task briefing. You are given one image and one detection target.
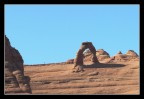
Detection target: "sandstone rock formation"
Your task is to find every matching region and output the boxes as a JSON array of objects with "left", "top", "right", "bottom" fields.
[
  {"left": 83, "top": 49, "right": 110, "bottom": 62},
  {"left": 96, "top": 49, "right": 110, "bottom": 61},
  {"left": 73, "top": 42, "right": 99, "bottom": 72},
  {"left": 106, "top": 50, "right": 139, "bottom": 63},
  {"left": 114, "top": 51, "right": 127, "bottom": 61},
  {"left": 5, "top": 36, "right": 31, "bottom": 94},
  {"left": 66, "top": 59, "right": 74, "bottom": 64},
  {"left": 117, "top": 51, "right": 122, "bottom": 54},
  {"left": 126, "top": 50, "right": 139, "bottom": 58}
]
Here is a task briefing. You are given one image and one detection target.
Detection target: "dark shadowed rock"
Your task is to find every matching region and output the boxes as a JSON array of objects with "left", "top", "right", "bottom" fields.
[{"left": 5, "top": 35, "right": 31, "bottom": 94}]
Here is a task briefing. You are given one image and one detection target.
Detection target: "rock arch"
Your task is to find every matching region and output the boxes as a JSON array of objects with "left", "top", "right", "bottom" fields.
[{"left": 73, "top": 42, "right": 99, "bottom": 71}]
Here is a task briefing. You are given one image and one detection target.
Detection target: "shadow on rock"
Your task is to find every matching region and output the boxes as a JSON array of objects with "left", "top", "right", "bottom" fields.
[{"left": 83, "top": 63, "right": 125, "bottom": 68}]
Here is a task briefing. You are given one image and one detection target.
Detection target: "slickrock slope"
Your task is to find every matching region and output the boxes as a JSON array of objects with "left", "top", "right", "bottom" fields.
[
  {"left": 24, "top": 60, "right": 139, "bottom": 94},
  {"left": 6, "top": 39, "right": 139, "bottom": 95},
  {"left": 5, "top": 36, "right": 31, "bottom": 94}
]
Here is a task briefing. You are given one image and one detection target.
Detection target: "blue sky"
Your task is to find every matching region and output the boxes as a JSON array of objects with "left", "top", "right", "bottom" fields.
[{"left": 5, "top": 5, "right": 139, "bottom": 64}]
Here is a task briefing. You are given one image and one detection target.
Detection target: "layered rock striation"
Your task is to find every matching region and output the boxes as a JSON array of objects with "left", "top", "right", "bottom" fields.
[{"left": 5, "top": 36, "right": 31, "bottom": 94}]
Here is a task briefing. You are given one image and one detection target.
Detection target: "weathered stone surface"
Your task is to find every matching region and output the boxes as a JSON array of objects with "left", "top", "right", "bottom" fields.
[
  {"left": 5, "top": 35, "right": 31, "bottom": 94},
  {"left": 83, "top": 49, "right": 110, "bottom": 61},
  {"left": 96, "top": 49, "right": 109, "bottom": 56},
  {"left": 73, "top": 42, "right": 99, "bottom": 72},
  {"left": 106, "top": 50, "right": 139, "bottom": 63},
  {"left": 126, "top": 50, "right": 139, "bottom": 58},
  {"left": 96, "top": 49, "right": 110, "bottom": 61},
  {"left": 87, "top": 72, "right": 99, "bottom": 76}
]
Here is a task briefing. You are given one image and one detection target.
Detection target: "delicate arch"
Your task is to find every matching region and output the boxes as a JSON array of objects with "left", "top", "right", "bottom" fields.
[{"left": 74, "top": 42, "right": 99, "bottom": 67}]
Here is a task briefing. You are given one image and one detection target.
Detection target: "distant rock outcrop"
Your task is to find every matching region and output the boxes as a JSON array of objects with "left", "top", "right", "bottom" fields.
[
  {"left": 114, "top": 51, "right": 127, "bottom": 61},
  {"left": 96, "top": 49, "right": 109, "bottom": 56},
  {"left": 117, "top": 51, "right": 122, "bottom": 54},
  {"left": 66, "top": 59, "right": 74, "bottom": 64},
  {"left": 106, "top": 50, "right": 139, "bottom": 63},
  {"left": 5, "top": 36, "right": 31, "bottom": 94},
  {"left": 83, "top": 49, "right": 110, "bottom": 61},
  {"left": 126, "top": 50, "right": 139, "bottom": 58},
  {"left": 96, "top": 49, "right": 110, "bottom": 61}
]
